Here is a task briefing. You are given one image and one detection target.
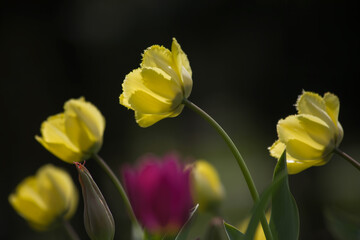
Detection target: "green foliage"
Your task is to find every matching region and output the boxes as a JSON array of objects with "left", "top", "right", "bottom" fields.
[
  {"left": 270, "top": 151, "right": 300, "bottom": 240},
  {"left": 224, "top": 150, "right": 300, "bottom": 240},
  {"left": 224, "top": 222, "right": 244, "bottom": 240},
  {"left": 175, "top": 204, "right": 199, "bottom": 240}
]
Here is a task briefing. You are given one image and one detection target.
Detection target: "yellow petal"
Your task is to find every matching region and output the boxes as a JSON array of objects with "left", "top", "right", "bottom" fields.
[
  {"left": 141, "top": 45, "right": 181, "bottom": 85},
  {"left": 286, "top": 159, "right": 322, "bottom": 174},
  {"left": 121, "top": 68, "right": 144, "bottom": 108},
  {"left": 129, "top": 90, "right": 173, "bottom": 114},
  {"left": 296, "top": 91, "right": 335, "bottom": 129},
  {"left": 269, "top": 140, "right": 285, "bottom": 159},
  {"left": 277, "top": 115, "right": 324, "bottom": 150},
  {"left": 35, "top": 136, "right": 84, "bottom": 163},
  {"left": 38, "top": 165, "right": 78, "bottom": 218},
  {"left": 135, "top": 112, "right": 173, "bottom": 128},
  {"left": 64, "top": 98, "right": 105, "bottom": 150},
  {"left": 171, "top": 38, "right": 193, "bottom": 97},
  {"left": 285, "top": 139, "right": 324, "bottom": 160},
  {"left": 9, "top": 177, "right": 53, "bottom": 229},
  {"left": 40, "top": 114, "right": 78, "bottom": 150},
  {"left": 172, "top": 38, "right": 192, "bottom": 77},
  {"left": 297, "top": 114, "right": 333, "bottom": 147},
  {"left": 141, "top": 67, "right": 182, "bottom": 102},
  {"left": 323, "top": 92, "right": 340, "bottom": 126}
]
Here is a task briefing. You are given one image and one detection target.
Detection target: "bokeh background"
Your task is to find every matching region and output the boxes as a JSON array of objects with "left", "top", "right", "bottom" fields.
[{"left": 1, "top": 0, "right": 359, "bottom": 239}]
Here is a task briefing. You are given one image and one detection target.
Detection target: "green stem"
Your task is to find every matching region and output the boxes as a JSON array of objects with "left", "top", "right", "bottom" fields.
[
  {"left": 334, "top": 148, "right": 360, "bottom": 171},
  {"left": 63, "top": 220, "right": 80, "bottom": 240},
  {"left": 183, "top": 99, "right": 273, "bottom": 240},
  {"left": 92, "top": 154, "right": 143, "bottom": 237}
]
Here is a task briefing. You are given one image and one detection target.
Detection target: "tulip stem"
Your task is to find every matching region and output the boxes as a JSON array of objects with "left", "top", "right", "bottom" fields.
[
  {"left": 92, "top": 154, "right": 144, "bottom": 236},
  {"left": 63, "top": 220, "right": 80, "bottom": 240},
  {"left": 183, "top": 99, "right": 273, "bottom": 240},
  {"left": 334, "top": 148, "right": 360, "bottom": 171}
]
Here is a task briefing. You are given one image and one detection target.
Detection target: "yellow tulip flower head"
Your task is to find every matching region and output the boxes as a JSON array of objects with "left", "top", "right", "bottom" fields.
[
  {"left": 36, "top": 97, "right": 105, "bottom": 164},
  {"left": 119, "top": 38, "right": 193, "bottom": 127},
  {"left": 9, "top": 164, "right": 78, "bottom": 231},
  {"left": 190, "top": 160, "right": 225, "bottom": 212},
  {"left": 269, "top": 91, "right": 344, "bottom": 174}
]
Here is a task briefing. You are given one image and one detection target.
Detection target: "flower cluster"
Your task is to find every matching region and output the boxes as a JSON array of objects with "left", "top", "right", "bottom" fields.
[{"left": 9, "top": 37, "right": 359, "bottom": 240}]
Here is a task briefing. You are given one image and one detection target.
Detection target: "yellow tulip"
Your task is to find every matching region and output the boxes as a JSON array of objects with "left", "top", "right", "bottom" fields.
[
  {"left": 190, "top": 160, "right": 225, "bottom": 212},
  {"left": 36, "top": 97, "right": 105, "bottom": 163},
  {"left": 269, "top": 91, "right": 343, "bottom": 174},
  {"left": 9, "top": 164, "right": 78, "bottom": 231},
  {"left": 119, "top": 38, "right": 193, "bottom": 127}
]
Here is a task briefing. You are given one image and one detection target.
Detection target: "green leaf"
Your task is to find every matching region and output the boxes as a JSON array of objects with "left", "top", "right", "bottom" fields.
[
  {"left": 175, "top": 204, "right": 199, "bottom": 240},
  {"left": 270, "top": 150, "right": 300, "bottom": 240},
  {"left": 223, "top": 222, "right": 244, "bottom": 240},
  {"left": 243, "top": 172, "right": 286, "bottom": 240}
]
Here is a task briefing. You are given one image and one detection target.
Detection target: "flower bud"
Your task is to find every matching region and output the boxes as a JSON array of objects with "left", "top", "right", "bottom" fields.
[
  {"left": 190, "top": 160, "right": 225, "bottom": 213},
  {"left": 75, "top": 162, "right": 115, "bottom": 240}
]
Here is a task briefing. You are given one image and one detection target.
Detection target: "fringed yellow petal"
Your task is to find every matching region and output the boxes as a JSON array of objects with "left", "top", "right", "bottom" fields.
[
  {"left": 64, "top": 98, "right": 105, "bottom": 145},
  {"left": 135, "top": 112, "right": 172, "bottom": 128},
  {"left": 277, "top": 115, "right": 324, "bottom": 150},
  {"left": 297, "top": 114, "right": 333, "bottom": 146},
  {"left": 323, "top": 92, "right": 340, "bottom": 125},
  {"left": 296, "top": 91, "right": 335, "bottom": 129},
  {"left": 269, "top": 140, "right": 285, "bottom": 159},
  {"left": 129, "top": 90, "right": 173, "bottom": 114},
  {"left": 285, "top": 139, "right": 324, "bottom": 160},
  {"left": 141, "top": 67, "right": 182, "bottom": 101},
  {"left": 286, "top": 159, "right": 322, "bottom": 175},
  {"left": 171, "top": 38, "right": 193, "bottom": 97},
  {"left": 35, "top": 136, "right": 84, "bottom": 163},
  {"left": 141, "top": 45, "right": 180, "bottom": 85}
]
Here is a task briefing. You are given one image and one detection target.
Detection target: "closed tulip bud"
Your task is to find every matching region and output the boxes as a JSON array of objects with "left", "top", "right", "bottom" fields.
[
  {"left": 36, "top": 97, "right": 105, "bottom": 164},
  {"left": 9, "top": 164, "right": 78, "bottom": 231},
  {"left": 75, "top": 162, "right": 115, "bottom": 240},
  {"left": 190, "top": 160, "right": 225, "bottom": 213},
  {"left": 119, "top": 38, "right": 193, "bottom": 127},
  {"left": 269, "top": 91, "right": 343, "bottom": 174}
]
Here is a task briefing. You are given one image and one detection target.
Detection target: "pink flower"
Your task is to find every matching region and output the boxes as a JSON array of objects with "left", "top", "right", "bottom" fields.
[{"left": 122, "top": 153, "right": 193, "bottom": 236}]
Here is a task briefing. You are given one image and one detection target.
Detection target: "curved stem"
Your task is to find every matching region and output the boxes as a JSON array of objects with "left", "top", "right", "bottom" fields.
[
  {"left": 334, "top": 148, "right": 360, "bottom": 171},
  {"left": 63, "top": 220, "right": 80, "bottom": 240},
  {"left": 183, "top": 99, "right": 273, "bottom": 240},
  {"left": 92, "top": 154, "right": 143, "bottom": 236}
]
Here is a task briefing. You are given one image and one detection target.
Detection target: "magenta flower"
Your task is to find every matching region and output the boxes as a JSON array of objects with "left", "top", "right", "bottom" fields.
[{"left": 122, "top": 153, "right": 193, "bottom": 236}]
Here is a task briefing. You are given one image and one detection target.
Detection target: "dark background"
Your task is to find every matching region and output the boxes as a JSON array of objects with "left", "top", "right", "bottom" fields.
[{"left": 1, "top": 0, "right": 359, "bottom": 239}]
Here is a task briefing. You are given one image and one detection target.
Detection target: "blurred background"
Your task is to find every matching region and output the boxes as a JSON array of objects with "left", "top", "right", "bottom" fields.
[{"left": 1, "top": 0, "right": 359, "bottom": 239}]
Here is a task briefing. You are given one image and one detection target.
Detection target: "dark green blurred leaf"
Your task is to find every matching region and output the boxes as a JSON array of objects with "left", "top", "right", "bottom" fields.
[
  {"left": 270, "top": 150, "right": 299, "bottom": 240},
  {"left": 241, "top": 172, "right": 287, "bottom": 240},
  {"left": 324, "top": 207, "right": 360, "bottom": 240},
  {"left": 175, "top": 204, "right": 199, "bottom": 240},
  {"left": 223, "top": 222, "right": 244, "bottom": 240}
]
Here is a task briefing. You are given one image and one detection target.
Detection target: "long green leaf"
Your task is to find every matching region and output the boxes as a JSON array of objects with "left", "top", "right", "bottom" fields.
[
  {"left": 243, "top": 172, "right": 286, "bottom": 240},
  {"left": 175, "top": 204, "right": 199, "bottom": 240},
  {"left": 270, "top": 150, "right": 299, "bottom": 240},
  {"left": 224, "top": 222, "right": 244, "bottom": 240}
]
